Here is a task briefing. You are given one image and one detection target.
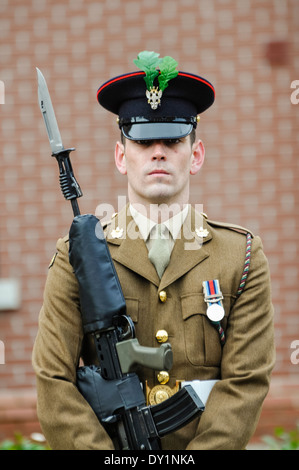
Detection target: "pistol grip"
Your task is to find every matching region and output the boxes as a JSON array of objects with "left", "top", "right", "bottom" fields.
[{"left": 116, "top": 338, "right": 173, "bottom": 374}]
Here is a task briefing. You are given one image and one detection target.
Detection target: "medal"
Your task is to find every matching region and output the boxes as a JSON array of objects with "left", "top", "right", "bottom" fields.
[
  {"left": 203, "top": 280, "right": 225, "bottom": 321},
  {"left": 207, "top": 303, "right": 225, "bottom": 322},
  {"left": 203, "top": 280, "right": 225, "bottom": 345}
]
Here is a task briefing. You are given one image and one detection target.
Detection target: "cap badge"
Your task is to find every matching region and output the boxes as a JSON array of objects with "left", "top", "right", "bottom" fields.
[
  {"left": 146, "top": 86, "right": 162, "bottom": 110},
  {"left": 134, "top": 51, "right": 179, "bottom": 110}
]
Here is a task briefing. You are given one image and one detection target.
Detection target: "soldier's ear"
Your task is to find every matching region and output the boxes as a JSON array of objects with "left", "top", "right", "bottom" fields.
[
  {"left": 115, "top": 141, "right": 127, "bottom": 175},
  {"left": 190, "top": 139, "right": 205, "bottom": 175}
]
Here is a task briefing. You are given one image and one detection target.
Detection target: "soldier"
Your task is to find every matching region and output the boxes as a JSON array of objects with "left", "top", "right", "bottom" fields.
[{"left": 32, "top": 51, "right": 275, "bottom": 450}]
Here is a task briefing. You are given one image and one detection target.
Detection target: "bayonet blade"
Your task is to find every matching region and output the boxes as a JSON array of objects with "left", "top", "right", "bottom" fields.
[{"left": 36, "top": 67, "right": 64, "bottom": 154}]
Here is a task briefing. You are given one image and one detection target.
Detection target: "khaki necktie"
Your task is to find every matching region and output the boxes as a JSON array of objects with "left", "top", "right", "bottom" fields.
[{"left": 148, "top": 224, "right": 171, "bottom": 278}]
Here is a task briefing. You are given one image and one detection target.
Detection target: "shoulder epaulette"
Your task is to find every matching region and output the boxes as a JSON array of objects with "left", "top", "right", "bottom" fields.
[
  {"left": 206, "top": 218, "right": 254, "bottom": 237},
  {"left": 204, "top": 215, "right": 254, "bottom": 297}
]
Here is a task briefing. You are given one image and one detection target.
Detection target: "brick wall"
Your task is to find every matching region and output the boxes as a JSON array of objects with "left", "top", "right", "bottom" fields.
[{"left": 0, "top": 0, "right": 298, "bottom": 445}]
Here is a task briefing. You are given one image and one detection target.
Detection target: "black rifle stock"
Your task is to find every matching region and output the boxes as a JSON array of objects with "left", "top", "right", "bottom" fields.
[{"left": 53, "top": 148, "right": 205, "bottom": 450}]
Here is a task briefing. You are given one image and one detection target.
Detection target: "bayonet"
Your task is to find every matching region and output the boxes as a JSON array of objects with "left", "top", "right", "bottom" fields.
[
  {"left": 37, "top": 67, "right": 64, "bottom": 154},
  {"left": 36, "top": 67, "right": 82, "bottom": 216}
]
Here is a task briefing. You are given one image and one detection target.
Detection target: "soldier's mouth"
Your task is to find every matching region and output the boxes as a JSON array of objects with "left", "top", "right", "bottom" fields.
[{"left": 148, "top": 169, "right": 170, "bottom": 176}]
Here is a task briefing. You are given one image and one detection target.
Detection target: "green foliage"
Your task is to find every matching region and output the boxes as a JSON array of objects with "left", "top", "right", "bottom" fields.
[
  {"left": 134, "top": 51, "right": 178, "bottom": 91},
  {"left": 0, "top": 432, "right": 49, "bottom": 450},
  {"left": 158, "top": 56, "right": 179, "bottom": 92},
  {"left": 134, "top": 51, "right": 162, "bottom": 90},
  {"left": 262, "top": 424, "right": 299, "bottom": 450}
]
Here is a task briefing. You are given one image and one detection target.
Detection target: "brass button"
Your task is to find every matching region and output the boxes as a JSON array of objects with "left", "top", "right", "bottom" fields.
[
  {"left": 157, "top": 370, "right": 169, "bottom": 384},
  {"left": 153, "top": 388, "right": 170, "bottom": 404},
  {"left": 156, "top": 329, "right": 168, "bottom": 343},
  {"left": 159, "top": 290, "right": 167, "bottom": 302},
  {"left": 148, "top": 385, "right": 174, "bottom": 405}
]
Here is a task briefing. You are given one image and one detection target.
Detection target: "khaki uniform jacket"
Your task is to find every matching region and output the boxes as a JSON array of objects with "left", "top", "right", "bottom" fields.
[{"left": 32, "top": 206, "right": 275, "bottom": 450}]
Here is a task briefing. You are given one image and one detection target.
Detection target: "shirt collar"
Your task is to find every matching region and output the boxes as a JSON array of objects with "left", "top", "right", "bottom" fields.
[{"left": 129, "top": 204, "right": 189, "bottom": 241}]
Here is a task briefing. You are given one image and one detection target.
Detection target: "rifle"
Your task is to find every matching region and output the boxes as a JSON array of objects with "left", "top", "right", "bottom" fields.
[{"left": 37, "top": 68, "right": 204, "bottom": 450}]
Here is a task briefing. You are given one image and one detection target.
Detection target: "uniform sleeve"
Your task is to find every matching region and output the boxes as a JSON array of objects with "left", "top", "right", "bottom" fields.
[
  {"left": 186, "top": 235, "right": 276, "bottom": 450},
  {"left": 32, "top": 237, "right": 115, "bottom": 450}
]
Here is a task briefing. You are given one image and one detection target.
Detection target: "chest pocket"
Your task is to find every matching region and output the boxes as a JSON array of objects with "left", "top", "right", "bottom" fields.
[{"left": 181, "top": 293, "right": 229, "bottom": 367}]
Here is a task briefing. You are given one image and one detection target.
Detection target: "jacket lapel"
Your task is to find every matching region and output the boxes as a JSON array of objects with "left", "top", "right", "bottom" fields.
[
  {"left": 105, "top": 205, "right": 160, "bottom": 286},
  {"left": 105, "top": 205, "right": 211, "bottom": 287},
  {"left": 160, "top": 207, "right": 211, "bottom": 289}
]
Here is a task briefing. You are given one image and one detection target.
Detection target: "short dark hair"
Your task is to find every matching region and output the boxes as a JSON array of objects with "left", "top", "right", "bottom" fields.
[{"left": 189, "top": 128, "right": 196, "bottom": 146}]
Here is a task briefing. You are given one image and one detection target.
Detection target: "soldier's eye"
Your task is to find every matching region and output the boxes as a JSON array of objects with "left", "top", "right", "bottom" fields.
[
  {"left": 135, "top": 140, "right": 151, "bottom": 146},
  {"left": 164, "top": 139, "right": 181, "bottom": 145}
]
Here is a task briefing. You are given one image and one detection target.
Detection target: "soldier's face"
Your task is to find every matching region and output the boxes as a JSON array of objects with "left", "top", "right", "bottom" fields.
[{"left": 115, "top": 136, "right": 205, "bottom": 207}]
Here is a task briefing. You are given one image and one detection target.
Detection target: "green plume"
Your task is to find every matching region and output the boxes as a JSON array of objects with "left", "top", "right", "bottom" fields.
[
  {"left": 158, "top": 56, "right": 179, "bottom": 92},
  {"left": 134, "top": 51, "right": 178, "bottom": 91},
  {"left": 133, "top": 51, "right": 162, "bottom": 90}
]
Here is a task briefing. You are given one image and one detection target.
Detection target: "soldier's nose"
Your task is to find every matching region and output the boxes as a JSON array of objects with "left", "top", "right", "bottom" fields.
[{"left": 152, "top": 141, "right": 167, "bottom": 160}]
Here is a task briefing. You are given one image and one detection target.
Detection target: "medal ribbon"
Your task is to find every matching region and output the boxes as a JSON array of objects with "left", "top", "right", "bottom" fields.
[
  {"left": 205, "top": 280, "right": 222, "bottom": 306},
  {"left": 203, "top": 280, "right": 226, "bottom": 345}
]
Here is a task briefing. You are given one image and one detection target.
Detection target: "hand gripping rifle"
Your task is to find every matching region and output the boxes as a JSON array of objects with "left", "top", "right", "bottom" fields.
[{"left": 37, "top": 68, "right": 204, "bottom": 450}]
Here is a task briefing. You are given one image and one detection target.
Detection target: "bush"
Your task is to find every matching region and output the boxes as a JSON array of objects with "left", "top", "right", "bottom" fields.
[
  {"left": 0, "top": 432, "right": 49, "bottom": 450},
  {"left": 262, "top": 424, "right": 299, "bottom": 450}
]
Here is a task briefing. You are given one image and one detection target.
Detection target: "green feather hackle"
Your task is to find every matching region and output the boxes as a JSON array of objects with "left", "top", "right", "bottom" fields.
[{"left": 134, "top": 51, "right": 178, "bottom": 91}]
